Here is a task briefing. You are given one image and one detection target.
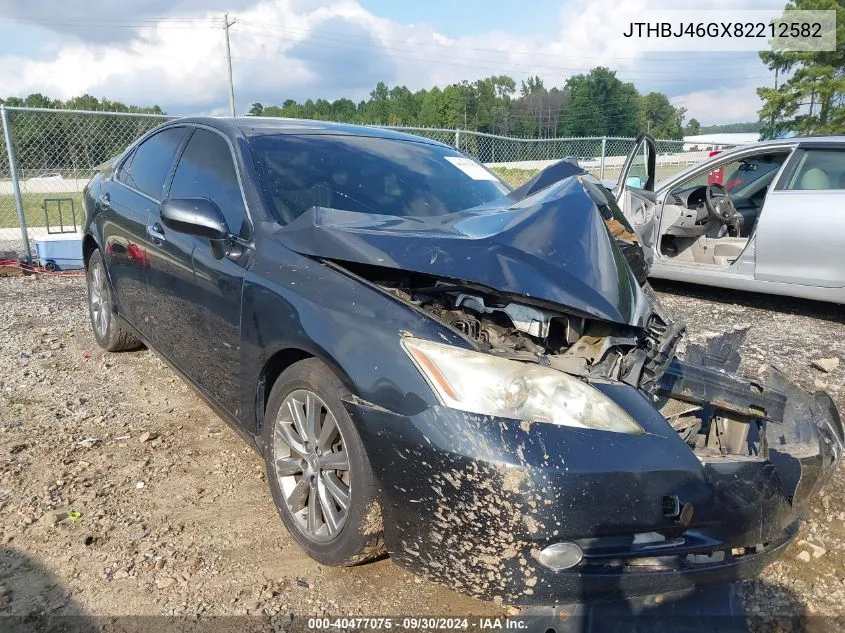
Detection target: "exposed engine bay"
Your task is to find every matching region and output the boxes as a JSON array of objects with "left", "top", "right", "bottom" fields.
[{"left": 334, "top": 260, "right": 797, "bottom": 461}]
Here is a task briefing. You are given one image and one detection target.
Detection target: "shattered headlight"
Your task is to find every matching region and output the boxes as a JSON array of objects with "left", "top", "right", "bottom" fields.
[{"left": 402, "top": 337, "right": 644, "bottom": 434}]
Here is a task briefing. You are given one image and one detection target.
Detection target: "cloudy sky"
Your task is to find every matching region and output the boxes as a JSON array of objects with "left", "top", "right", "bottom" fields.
[{"left": 0, "top": 0, "right": 787, "bottom": 124}]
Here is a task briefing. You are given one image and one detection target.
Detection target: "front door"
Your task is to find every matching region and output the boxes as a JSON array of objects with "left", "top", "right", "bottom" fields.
[
  {"left": 145, "top": 127, "right": 251, "bottom": 416},
  {"left": 756, "top": 146, "right": 845, "bottom": 288},
  {"left": 614, "top": 133, "right": 658, "bottom": 265}
]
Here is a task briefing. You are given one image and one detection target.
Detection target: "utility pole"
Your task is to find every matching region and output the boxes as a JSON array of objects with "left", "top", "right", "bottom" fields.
[{"left": 223, "top": 13, "right": 237, "bottom": 117}]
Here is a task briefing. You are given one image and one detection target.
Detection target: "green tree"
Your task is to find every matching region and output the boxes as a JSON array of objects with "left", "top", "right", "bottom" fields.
[
  {"left": 559, "top": 67, "right": 640, "bottom": 136},
  {"left": 685, "top": 118, "right": 701, "bottom": 135},
  {"left": 559, "top": 84, "right": 604, "bottom": 136},
  {"left": 441, "top": 83, "right": 470, "bottom": 128},
  {"left": 387, "top": 85, "right": 419, "bottom": 125},
  {"left": 418, "top": 87, "right": 445, "bottom": 127},
  {"left": 362, "top": 81, "right": 390, "bottom": 124},
  {"left": 699, "top": 121, "right": 762, "bottom": 134},
  {"left": 239, "top": 70, "right": 678, "bottom": 138},
  {"left": 313, "top": 98, "right": 332, "bottom": 120},
  {"left": 248, "top": 102, "right": 264, "bottom": 116},
  {"left": 639, "top": 92, "right": 685, "bottom": 139},
  {"left": 757, "top": 0, "right": 845, "bottom": 138},
  {"left": 520, "top": 76, "right": 545, "bottom": 97},
  {"left": 277, "top": 99, "right": 302, "bottom": 118},
  {"left": 331, "top": 98, "right": 357, "bottom": 122}
]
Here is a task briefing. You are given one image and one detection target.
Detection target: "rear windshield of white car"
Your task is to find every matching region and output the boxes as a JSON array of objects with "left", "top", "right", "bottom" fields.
[{"left": 249, "top": 134, "right": 510, "bottom": 224}]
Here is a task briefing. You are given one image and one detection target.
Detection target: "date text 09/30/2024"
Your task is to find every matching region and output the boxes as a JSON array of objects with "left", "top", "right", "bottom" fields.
[{"left": 306, "top": 617, "right": 529, "bottom": 630}]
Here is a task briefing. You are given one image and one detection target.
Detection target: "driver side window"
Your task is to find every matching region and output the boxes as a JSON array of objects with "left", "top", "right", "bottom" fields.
[
  {"left": 169, "top": 128, "right": 250, "bottom": 239},
  {"left": 626, "top": 143, "right": 650, "bottom": 189},
  {"left": 673, "top": 152, "right": 789, "bottom": 198}
]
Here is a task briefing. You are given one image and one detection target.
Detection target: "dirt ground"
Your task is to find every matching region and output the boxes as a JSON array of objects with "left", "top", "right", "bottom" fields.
[{"left": 1, "top": 274, "right": 844, "bottom": 630}]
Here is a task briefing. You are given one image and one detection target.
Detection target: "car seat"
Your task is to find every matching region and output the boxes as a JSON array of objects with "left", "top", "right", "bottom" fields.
[{"left": 799, "top": 167, "right": 830, "bottom": 190}]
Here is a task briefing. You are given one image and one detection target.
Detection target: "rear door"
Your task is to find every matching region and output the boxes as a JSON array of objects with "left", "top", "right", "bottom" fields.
[
  {"left": 614, "top": 133, "right": 659, "bottom": 264},
  {"left": 101, "top": 126, "right": 188, "bottom": 336},
  {"left": 755, "top": 145, "right": 845, "bottom": 288},
  {"left": 145, "top": 126, "right": 251, "bottom": 415}
]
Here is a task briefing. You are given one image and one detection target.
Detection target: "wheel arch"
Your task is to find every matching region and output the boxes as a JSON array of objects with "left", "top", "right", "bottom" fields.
[
  {"left": 255, "top": 345, "right": 356, "bottom": 447},
  {"left": 82, "top": 233, "right": 100, "bottom": 268}
]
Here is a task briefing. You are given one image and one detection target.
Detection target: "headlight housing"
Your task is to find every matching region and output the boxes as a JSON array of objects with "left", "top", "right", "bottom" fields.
[{"left": 402, "top": 337, "right": 643, "bottom": 434}]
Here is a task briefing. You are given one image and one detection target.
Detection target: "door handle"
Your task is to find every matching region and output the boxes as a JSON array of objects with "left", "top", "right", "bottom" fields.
[
  {"left": 98, "top": 192, "right": 110, "bottom": 207},
  {"left": 147, "top": 222, "right": 166, "bottom": 243}
]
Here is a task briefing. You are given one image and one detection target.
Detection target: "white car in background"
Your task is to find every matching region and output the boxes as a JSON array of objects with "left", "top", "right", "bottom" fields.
[{"left": 614, "top": 134, "right": 845, "bottom": 304}]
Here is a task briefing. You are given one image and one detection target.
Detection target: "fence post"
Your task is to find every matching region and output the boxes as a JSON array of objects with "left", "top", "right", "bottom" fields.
[
  {"left": 455, "top": 129, "right": 461, "bottom": 151},
  {"left": 0, "top": 105, "right": 32, "bottom": 263},
  {"left": 599, "top": 136, "right": 607, "bottom": 180}
]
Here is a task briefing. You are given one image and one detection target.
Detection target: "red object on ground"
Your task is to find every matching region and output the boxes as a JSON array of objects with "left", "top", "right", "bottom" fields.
[{"left": 0, "top": 258, "right": 85, "bottom": 276}]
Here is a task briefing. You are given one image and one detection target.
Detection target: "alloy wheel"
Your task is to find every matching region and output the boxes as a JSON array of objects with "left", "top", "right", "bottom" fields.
[
  {"left": 272, "top": 389, "right": 351, "bottom": 542},
  {"left": 89, "top": 261, "right": 110, "bottom": 338}
]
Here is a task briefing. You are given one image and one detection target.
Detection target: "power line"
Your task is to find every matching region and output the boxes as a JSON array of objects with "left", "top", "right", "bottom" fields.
[
  {"left": 4, "top": 15, "right": 218, "bottom": 25},
  {"left": 232, "top": 22, "right": 766, "bottom": 80},
  {"left": 236, "top": 19, "right": 761, "bottom": 64},
  {"left": 234, "top": 21, "right": 760, "bottom": 76},
  {"left": 228, "top": 34, "right": 768, "bottom": 86}
]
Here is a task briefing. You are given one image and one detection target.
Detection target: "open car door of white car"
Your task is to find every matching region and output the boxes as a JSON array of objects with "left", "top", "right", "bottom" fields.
[{"left": 614, "top": 133, "right": 659, "bottom": 266}]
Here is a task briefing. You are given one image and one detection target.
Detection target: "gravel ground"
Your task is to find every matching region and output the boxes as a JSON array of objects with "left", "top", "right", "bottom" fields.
[{"left": 1, "top": 274, "right": 843, "bottom": 631}]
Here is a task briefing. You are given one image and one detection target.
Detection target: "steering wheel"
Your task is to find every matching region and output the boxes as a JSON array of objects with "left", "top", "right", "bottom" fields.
[{"left": 705, "top": 183, "right": 741, "bottom": 235}]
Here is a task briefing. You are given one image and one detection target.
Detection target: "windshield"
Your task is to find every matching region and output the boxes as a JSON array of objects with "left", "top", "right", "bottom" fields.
[{"left": 249, "top": 133, "right": 510, "bottom": 224}]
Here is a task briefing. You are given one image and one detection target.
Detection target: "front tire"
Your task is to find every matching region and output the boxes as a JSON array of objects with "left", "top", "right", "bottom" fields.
[
  {"left": 86, "top": 249, "right": 142, "bottom": 352},
  {"left": 263, "top": 358, "right": 385, "bottom": 566}
]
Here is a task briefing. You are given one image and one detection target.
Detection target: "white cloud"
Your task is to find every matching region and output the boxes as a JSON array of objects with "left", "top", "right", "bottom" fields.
[
  {"left": 674, "top": 85, "right": 763, "bottom": 123},
  {"left": 0, "top": 0, "right": 783, "bottom": 123}
]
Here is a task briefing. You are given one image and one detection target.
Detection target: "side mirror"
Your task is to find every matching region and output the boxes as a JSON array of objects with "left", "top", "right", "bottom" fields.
[
  {"left": 625, "top": 176, "right": 644, "bottom": 189},
  {"left": 160, "top": 198, "right": 229, "bottom": 240}
]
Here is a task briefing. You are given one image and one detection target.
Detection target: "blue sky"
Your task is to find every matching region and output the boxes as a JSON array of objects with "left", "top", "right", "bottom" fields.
[
  {"left": 0, "top": 0, "right": 785, "bottom": 124},
  {"left": 358, "top": 0, "right": 563, "bottom": 38}
]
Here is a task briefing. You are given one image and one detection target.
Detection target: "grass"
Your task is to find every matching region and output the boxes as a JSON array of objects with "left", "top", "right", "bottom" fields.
[
  {"left": 491, "top": 165, "right": 624, "bottom": 186},
  {"left": 0, "top": 193, "right": 84, "bottom": 230},
  {"left": 490, "top": 166, "right": 539, "bottom": 187}
]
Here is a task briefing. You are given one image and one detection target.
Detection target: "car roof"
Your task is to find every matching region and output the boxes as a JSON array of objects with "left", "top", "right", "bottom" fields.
[
  {"left": 715, "top": 135, "right": 845, "bottom": 152},
  {"left": 167, "top": 116, "right": 452, "bottom": 148}
]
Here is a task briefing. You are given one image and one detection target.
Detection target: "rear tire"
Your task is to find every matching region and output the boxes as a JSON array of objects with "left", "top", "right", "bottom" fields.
[
  {"left": 263, "top": 358, "right": 385, "bottom": 566},
  {"left": 86, "top": 249, "right": 142, "bottom": 352}
]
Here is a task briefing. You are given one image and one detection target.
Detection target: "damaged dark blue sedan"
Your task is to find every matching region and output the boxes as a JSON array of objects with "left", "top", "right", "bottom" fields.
[{"left": 81, "top": 118, "right": 843, "bottom": 606}]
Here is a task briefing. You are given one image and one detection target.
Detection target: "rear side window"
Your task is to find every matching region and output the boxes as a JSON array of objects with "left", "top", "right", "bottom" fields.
[
  {"left": 786, "top": 149, "right": 845, "bottom": 190},
  {"left": 116, "top": 127, "right": 186, "bottom": 199},
  {"left": 169, "top": 129, "right": 249, "bottom": 239}
]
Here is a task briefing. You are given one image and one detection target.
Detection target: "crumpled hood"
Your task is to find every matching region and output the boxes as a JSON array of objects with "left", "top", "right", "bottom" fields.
[{"left": 274, "top": 176, "right": 653, "bottom": 327}]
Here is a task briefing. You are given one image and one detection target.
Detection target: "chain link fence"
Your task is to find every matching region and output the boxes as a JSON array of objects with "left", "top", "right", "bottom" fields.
[
  {"left": 0, "top": 107, "right": 726, "bottom": 260},
  {"left": 383, "top": 127, "right": 718, "bottom": 187},
  {"left": 0, "top": 106, "right": 172, "bottom": 259}
]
